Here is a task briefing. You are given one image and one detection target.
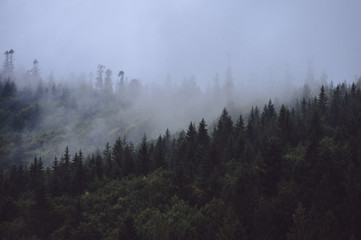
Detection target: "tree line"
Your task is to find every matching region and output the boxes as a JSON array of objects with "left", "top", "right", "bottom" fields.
[{"left": 1, "top": 78, "right": 361, "bottom": 239}]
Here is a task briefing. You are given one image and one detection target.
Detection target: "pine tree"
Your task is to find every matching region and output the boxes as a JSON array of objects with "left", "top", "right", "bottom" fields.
[
  {"left": 118, "top": 70, "right": 125, "bottom": 92},
  {"left": 59, "top": 146, "right": 71, "bottom": 193},
  {"left": 247, "top": 106, "right": 260, "bottom": 145},
  {"left": 51, "top": 156, "right": 60, "bottom": 196},
  {"left": 123, "top": 143, "right": 134, "bottom": 176},
  {"left": 318, "top": 85, "right": 328, "bottom": 117},
  {"left": 103, "top": 142, "right": 112, "bottom": 177},
  {"left": 95, "top": 64, "right": 105, "bottom": 88},
  {"left": 329, "top": 86, "right": 341, "bottom": 127},
  {"left": 196, "top": 118, "right": 210, "bottom": 175},
  {"left": 104, "top": 68, "right": 113, "bottom": 92},
  {"left": 151, "top": 135, "right": 166, "bottom": 170},
  {"left": 71, "top": 151, "right": 85, "bottom": 195},
  {"left": 95, "top": 151, "right": 103, "bottom": 179},
  {"left": 184, "top": 122, "right": 197, "bottom": 177},
  {"left": 112, "top": 137, "right": 124, "bottom": 179},
  {"left": 233, "top": 114, "right": 246, "bottom": 160},
  {"left": 136, "top": 134, "right": 149, "bottom": 176},
  {"left": 214, "top": 108, "right": 233, "bottom": 162},
  {"left": 278, "top": 104, "right": 294, "bottom": 146}
]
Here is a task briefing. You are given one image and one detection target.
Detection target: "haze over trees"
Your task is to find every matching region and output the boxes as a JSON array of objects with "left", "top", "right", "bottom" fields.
[
  {"left": 1, "top": 0, "right": 361, "bottom": 238},
  {"left": 1, "top": 49, "right": 361, "bottom": 239},
  {"left": 0, "top": 49, "right": 322, "bottom": 168}
]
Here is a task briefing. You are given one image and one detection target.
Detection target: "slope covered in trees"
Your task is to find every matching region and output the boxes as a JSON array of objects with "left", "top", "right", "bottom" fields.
[
  {"left": 0, "top": 51, "right": 307, "bottom": 169},
  {"left": 1, "top": 77, "right": 361, "bottom": 239}
]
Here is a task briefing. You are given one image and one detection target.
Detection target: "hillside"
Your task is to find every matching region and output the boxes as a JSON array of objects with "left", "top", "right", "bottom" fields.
[{"left": 1, "top": 76, "right": 361, "bottom": 239}]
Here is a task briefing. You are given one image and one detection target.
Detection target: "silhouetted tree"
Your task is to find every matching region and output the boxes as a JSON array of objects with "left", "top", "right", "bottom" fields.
[
  {"left": 95, "top": 64, "right": 105, "bottom": 88},
  {"left": 136, "top": 134, "right": 150, "bottom": 176},
  {"left": 104, "top": 68, "right": 113, "bottom": 92},
  {"left": 318, "top": 85, "right": 328, "bottom": 117},
  {"left": 112, "top": 137, "right": 124, "bottom": 179},
  {"left": 103, "top": 142, "right": 112, "bottom": 177}
]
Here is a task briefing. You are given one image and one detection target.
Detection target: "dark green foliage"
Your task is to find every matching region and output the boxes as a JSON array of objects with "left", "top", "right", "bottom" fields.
[
  {"left": 123, "top": 143, "right": 135, "bottom": 176},
  {"left": 103, "top": 142, "right": 112, "bottom": 177},
  {"left": 152, "top": 135, "right": 166, "bottom": 171},
  {"left": 112, "top": 137, "right": 124, "bottom": 179},
  {"left": 278, "top": 105, "right": 294, "bottom": 146},
  {"left": 318, "top": 85, "right": 328, "bottom": 117},
  {"left": 1, "top": 80, "right": 361, "bottom": 239},
  {"left": 136, "top": 134, "right": 150, "bottom": 176}
]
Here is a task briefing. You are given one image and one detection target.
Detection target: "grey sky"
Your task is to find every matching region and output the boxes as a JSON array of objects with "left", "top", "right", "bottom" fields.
[{"left": 1, "top": 0, "right": 361, "bottom": 86}]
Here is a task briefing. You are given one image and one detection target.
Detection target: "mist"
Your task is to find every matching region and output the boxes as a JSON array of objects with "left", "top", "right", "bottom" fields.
[
  {"left": 1, "top": 0, "right": 361, "bottom": 164},
  {"left": 1, "top": 0, "right": 361, "bottom": 84}
]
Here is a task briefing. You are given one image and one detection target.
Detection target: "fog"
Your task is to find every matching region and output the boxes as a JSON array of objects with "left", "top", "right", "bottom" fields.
[
  {"left": 1, "top": 0, "right": 361, "bottom": 86},
  {"left": 1, "top": 0, "right": 361, "bottom": 164}
]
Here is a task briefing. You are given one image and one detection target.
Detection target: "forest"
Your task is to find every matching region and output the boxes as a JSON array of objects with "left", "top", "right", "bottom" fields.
[{"left": 1, "top": 52, "right": 361, "bottom": 239}]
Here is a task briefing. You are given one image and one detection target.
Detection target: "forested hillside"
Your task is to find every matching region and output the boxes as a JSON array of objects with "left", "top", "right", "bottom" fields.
[
  {"left": 0, "top": 55, "right": 300, "bottom": 169},
  {"left": 1, "top": 73, "right": 361, "bottom": 239}
]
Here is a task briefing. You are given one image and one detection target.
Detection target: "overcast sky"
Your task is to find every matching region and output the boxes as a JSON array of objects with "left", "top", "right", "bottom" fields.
[{"left": 1, "top": 0, "right": 361, "bottom": 86}]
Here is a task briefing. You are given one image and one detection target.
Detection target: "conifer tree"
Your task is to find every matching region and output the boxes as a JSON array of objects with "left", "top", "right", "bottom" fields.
[
  {"left": 152, "top": 135, "right": 166, "bottom": 170},
  {"left": 51, "top": 157, "right": 60, "bottom": 196},
  {"left": 196, "top": 118, "right": 210, "bottom": 174},
  {"left": 136, "top": 134, "right": 149, "bottom": 176},
  {"left": 123, "top": 143, "right": 134, "bottom": 176},
  {"left": 95, "top": 64, "right": 105, "bottom": 88},
  {"left": 112, "top": 137, "right": 123, "bottom": 179},
  {"left": 95, "top": 151, "right": 103, "bottom": 179},
  {"left": 278, "top": 104, "right": 294, "bottom": 146},
  {"left": 71, "top": 151, "right": 85, "bottom": 195},
  {"left": 184, "top": 122, "right": 197, "bottom": 177},
  {"left": 59, "top": 146, "right": 71, "bottom": 193},
  {"left": 104, "top": 68, "right": 113, "bottom": 93},
  {"left": 214, "top": 108, "right": 233, "bottom": 162},
  {"left": 318, "top": 85, "right": 328, "bottom": 117},
  {"left": 103, "top": 142, "right": 112, "bottom": 177}
]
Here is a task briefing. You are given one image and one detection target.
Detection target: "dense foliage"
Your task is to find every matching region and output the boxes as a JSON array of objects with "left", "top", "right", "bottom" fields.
[{"left": 1, "top": 76, "right": 361, "bottom": 239}]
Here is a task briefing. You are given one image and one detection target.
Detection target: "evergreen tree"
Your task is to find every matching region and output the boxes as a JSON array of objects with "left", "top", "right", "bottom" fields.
[
  {"left": 260, "top": 99, "right": 278, "bottom": 139},
  {"left": 104, "top": 68, "right": 113, "bottom": 92},
  {"left": 71, "top": 151, "right": 85, "bottom": 195},
  {"left": 184, "top": 122, "right": 197, "bottom": 178},
  {"left": 103, "top": 142, "right": 112, "bottom": 177},
  {"left": 51, "top": 156, "right": 61, "bottom": 196},
  {"left": 247, "top": 106, "right": 260, "bottom": 145},
  {"left": 196, "top": 118, "right": 210, "bottom": 175},
  {"left": 278, "top": 104, "right": 294, "bottom": 146},
  {"left": 233, "top": 114, "right": 246, "bottom": 160},
  {"left": 152, "top": 135, "right": 166, "bottom": 170},
  {"left": 329, "top": 85, "right": 341, "bottom": 127},
  {"left": 31, "top": 59, "right": 40, "bottom": 77},
  {"left": 118, "top": 70, "right": 125, "bottom": 92},
  {"left": 123, "top": 143, "right": 134, "bottom": 176},
  {"left": 318, "top": 85, "right": 328, "bottom": 118},
  {"left": 59, "top": 146, "right": 71, "bottom": 193},
  {"left": 136, "top": 134, "right": 150, "bottom": 176},
  {"left": 95, "top": 151, "right": 103, "bottom": 179},
  {"left": 2, "top": 49, "right": 14, "bottom": 76},
  {"left": 112, "top": 137, "right": 124, "bottom": 179},
  {"left": 95, "top": 64, "right": 105, "bottom": 88},
  {"left": 197, "top": 118, "right": 210, "bottom": 149},
  {"left": 214, "top": 108, "right": 233, "bottom": 162}
]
